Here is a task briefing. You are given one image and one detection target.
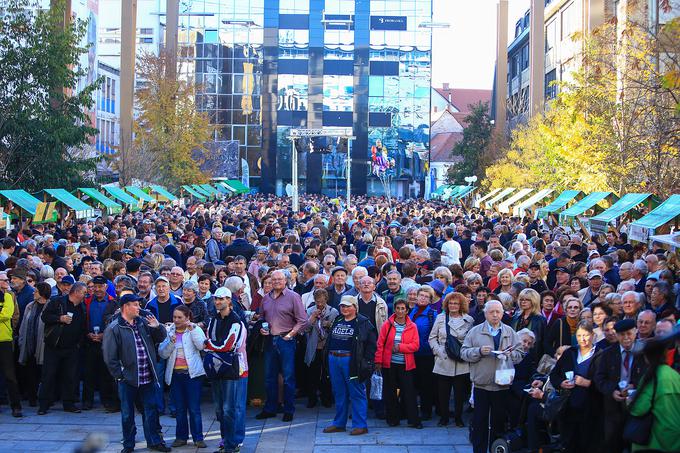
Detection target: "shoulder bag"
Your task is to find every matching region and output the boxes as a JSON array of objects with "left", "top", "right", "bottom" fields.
[
  {"left": 622, "top": 374, "right": 657, "bottom": 445},
  {"left": 444, "top": 313, "right": 463, "bottom": 362}
]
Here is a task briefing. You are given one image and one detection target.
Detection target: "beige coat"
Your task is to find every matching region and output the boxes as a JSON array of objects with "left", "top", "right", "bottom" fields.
[
  {"left": 429, "top": 312, "right": 474, "bottom": 377},
  {"left": 460, "top": 321, "right": 523, "bottom": 391}
]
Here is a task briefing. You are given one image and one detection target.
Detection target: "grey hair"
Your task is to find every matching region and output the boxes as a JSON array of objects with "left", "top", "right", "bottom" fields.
[
  {"left": 633, "top": 259, "right": 648, "bottom": 275},
  {"left": 484, "top": 300, "right": 504, "bottom": 312},
  {"left": 351, "top": 266, "right": 368, "bottom": 278},
  {"left": 224, "top": 276, "right": 245, "bottom": 292},
  {"left": 40, "top": 264, "right": 55, "bottom": 280},
  {"left": 183, "top": 280, "right": 199, "bottom": 292},
  {"left": 517, "top": 328, "right": 536, "bottom": 341},
  {"left": 622, "top": 290, "right": 641, "bottom": 304}
]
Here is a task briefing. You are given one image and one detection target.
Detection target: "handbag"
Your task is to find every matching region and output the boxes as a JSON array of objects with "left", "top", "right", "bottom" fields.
[
  {"left": 203, "top": 319, "right": 243, "bottom": 381},
  {"left": 444, "top": 313, "right": 463, "bottom": 361},
  {"left": 622, "top": 375, "right": 657, "bottom": 445}
]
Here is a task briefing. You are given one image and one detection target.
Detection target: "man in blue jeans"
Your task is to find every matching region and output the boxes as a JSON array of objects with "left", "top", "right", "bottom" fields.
[
  {"left": 255, "top": 270, "right": 308, "bottom": 422},
  {"left": 103, "top": 294, "right": 169, "bottom": 453},
  {"left": 205, "top": 287, "right": 249, "bottom": 453}
]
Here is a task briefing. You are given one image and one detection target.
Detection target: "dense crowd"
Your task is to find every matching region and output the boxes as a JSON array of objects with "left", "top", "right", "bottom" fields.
[{"left": 0, "top": 193, "right": 679, "bottom": 453}]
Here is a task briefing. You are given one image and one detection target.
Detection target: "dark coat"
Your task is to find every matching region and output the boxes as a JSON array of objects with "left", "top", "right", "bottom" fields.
[
  {"left": 510, "top": 312, "right": 547, "bottom": 358},
  {"left": 324, "top": 314, "right": 377, "bottom": 382},
  {"left": 545, "top": 317, "right": 572, "bottom": 357},
  {"left": 222, "top": 238, "right": 256, "bottom": 262},
  {"left": 102, "top": 314, "right": 167, "bottom": 387}
]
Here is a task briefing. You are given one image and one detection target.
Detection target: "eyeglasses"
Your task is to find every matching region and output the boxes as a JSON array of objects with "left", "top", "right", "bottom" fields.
[
  {"left": 26, "top": 279, "right": 34, "bottom": 284},
  {"left": 0, "top": 278, "right": 8, "bottom": 282},
  {"left": 325, "top": 262, "right": 335, "bottom": 266}
]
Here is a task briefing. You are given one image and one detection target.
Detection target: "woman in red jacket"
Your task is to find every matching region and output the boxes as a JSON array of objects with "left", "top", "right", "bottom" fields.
[{"left": 375, "top": 299, "right": 423, "bottom": 429}]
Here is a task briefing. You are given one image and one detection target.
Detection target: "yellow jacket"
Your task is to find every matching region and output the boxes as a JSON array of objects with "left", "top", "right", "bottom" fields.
[{"left": 0, "top": 291, "right": 15, "bottom": 342}]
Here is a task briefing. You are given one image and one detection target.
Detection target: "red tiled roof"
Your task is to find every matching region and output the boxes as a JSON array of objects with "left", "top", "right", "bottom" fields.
[
  {"left": 430, "top": 132, "right": 463, "bottom": 163},
  {"left": 434, "top": 87, "right": 493, "bottom": 113}
]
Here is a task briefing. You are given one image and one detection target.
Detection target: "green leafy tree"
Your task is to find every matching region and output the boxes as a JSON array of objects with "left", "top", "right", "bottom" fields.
[
  {"left": 446, "top": 102, "right": 493, "bottom": 184},
  {"left": 116, "top": 50, "right": 213, "bottom": 188},
  {"left": 0, "top": 0, "right": 100, "bottom": 190}
]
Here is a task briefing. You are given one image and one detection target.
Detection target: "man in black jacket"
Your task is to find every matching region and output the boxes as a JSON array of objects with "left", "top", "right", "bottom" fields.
[
  {"left": 103, "top": 294, "right": 169, "bottom": 453},
  {"left": 594, "top": 319, "right": 646, "bottom": 453},
  {"left": 223, "top": 230, "right": 255, "bottom": 261},
  {"left": 38, "top": 282, "right": 88, "bottom": 414}
]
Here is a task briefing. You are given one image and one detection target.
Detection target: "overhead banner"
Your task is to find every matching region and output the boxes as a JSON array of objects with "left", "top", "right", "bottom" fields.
[{"left": 370, "top": 16, "right": 408, "bottom": 31}]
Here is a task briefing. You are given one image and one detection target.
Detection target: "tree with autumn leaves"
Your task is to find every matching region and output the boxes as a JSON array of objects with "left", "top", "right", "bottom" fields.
[
  {"left": 112, "top": 50, "right": 213, "bottom": 187},
  {"left": 484, "top": 10, "right": 680, "bottom": 197}
]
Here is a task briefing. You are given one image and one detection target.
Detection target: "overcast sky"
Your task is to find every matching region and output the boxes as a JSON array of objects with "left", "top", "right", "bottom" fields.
[{"left": 431, "top": 0, "right": 530, "bottom": 90}]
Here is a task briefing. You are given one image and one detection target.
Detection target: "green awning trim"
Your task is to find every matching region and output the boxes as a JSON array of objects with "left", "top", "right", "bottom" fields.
[
  {"left": 0, "top": 189, "right": 41, "bottom": 215},
  {"left": 148, "top": 185, "right": 177, "bottom": 202},
  {"left": 125, "top": 186, "right": 155, "bottom": 203},
  {"left": 514, "top": 189, "right": 553, "bottom": 217},
  {"left": 103, "top": 186, "right": 141, "bottom": 211},
  {"left": 216, "top": 182, "right": 238, "bottom": 195},
  {"left": 536, "top": 190, "right": 582, "bottom": 219},
  {"left": 191, "top": 185, "right": 214, "bottom": 199},
  {"left": 441, "top": 185, "right": 464, "bottom": 201},
  {"left": 431, "top": 184, "right": 452, "bottom": 198},
  {"left": 77, "top": 188, "right": 122, "bottom": 214},
  {"left": 226, "top": 179, "right": 250, "bottom": 194},
  {"left": 589, "top": 193, "right": 653, "bottom": 234},
  {"left": 559, "top": 192, "right": 612, "bottom": 223},
  {"left": 199, "top": 184, "right": 220, "bottom": 197},
  {"left": 452, "top": 185, "right": 476, "bottom": 201},
  {"left": 44, "top": 189, "right": 95, "bottom": 219},
  {"left": 181, "top": 185, "right": 207, "bottom": 201},
  {"left": 474, "top": 188, "right": 502, "bottom": 208},
  {"left": 631, "top": 194, "right": 680, "bottom": 231},
  {"left": 498, "top": 189, "right": 533, "bottom": 213},
  {"left": 485, "top": 188, "right": 515, "bottom": 208}
]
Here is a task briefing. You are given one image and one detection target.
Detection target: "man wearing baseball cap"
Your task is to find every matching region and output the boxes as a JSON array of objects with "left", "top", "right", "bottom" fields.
[
  {"left": 579, "top": 270, "right": 603, "bottom": 306},
  {"left": 82, "top": 276, "right": 119, "bottom": 412},
  {"left": 103, "top": 294, "right": 169, "bottom": 452}
]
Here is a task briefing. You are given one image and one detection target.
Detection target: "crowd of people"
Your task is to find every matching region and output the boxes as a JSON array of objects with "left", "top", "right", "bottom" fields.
[{"left": 0, "top": 193, "right": 679, "bottom": 453}]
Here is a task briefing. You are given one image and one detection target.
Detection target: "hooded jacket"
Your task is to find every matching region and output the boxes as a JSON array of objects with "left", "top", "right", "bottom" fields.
[{"left": 375, "top": 313, "right": 420, "bottom": 371}]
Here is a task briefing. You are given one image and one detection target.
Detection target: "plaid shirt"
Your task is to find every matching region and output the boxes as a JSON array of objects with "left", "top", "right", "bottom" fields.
[{"left": 129, "top": 321, "right": 153, "bottom": 386}]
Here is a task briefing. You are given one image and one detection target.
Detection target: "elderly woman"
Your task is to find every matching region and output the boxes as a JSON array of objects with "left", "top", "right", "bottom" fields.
[
  {"left": 303, "top": 288, "right": 338, "bottom": 408},
  {"left": 546, "top": 293, "right": 583, "bottom": 356},
  {"left": 375, "top": 299, "right": 422, "bottom": 429},
  {"left": 18, "top": 282, "right": 51, "bottom": 407},
  {"left": 465, "top": 273, "right": 483, "bottom": 296},
  {"left": 323, "top": 295, "right": 377, "bottom": 436},
  {"left": 406, "top": 286, "right": 419, "bottom": 310},
  {"left": 428, "top": 292, "right": 474, "bottom": 427},
  {"left": 549, "top": 321, "right": 601, "bottom": 453},
  {"left": 409, "top": 286, "right": 438, "bottom": 421},
  {"left": 433, "top": 266, "right": 454, "bottom": 295},
  {"left": 181, "top": 280, "right": 209, "bottom": 329},
  {"left": 510, "top": 288, "right": 547, "bottom": 357},
  {"left": 493, "top": 268, "right": 515, "bottom": 295}
]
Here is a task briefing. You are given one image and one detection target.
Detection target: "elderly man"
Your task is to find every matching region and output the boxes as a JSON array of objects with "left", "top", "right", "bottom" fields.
[
  {"left": 204, "top": 227, "right": 222, "bottom": 263},
  {"left": 380, "top": 270, "right": 406, "bottom": 315},
  {"left": 302, "top": 274, "right": 329, "bottom": 309},
  {"left": 301, "top": 261, "right": 320, "bottom": 294},
  {"left": 579, "top": 270, "right": 603, "bottom": 306},
  {"left": 356, "top": 276, "right": 388, "bottom": 334},
  {"left": 168, "top": 266, "right": 185, "bottom": 297},
  {"left": 631, "top": 260, "right": 648, "bottom": 293},
  {"left": 345, "top": 266, "right": 368, "bottom": 296},
  {"left": 326, "top": 267, "right": 350, "bottom": 309},
  {"left": 256, "top": 270, "right": 308, "bottom": 422},
  {"left": 618, "top": 261, "right": 634, "bottom": 283},
  {"left": 621, "top": 291, "right": 641, "bottom": 320},
  {"left": 461, "top": 300, "right": 523, "bottom": 453},
  {"left": 594, "top": 319, "right": 646, "bottom": 453},
  {"left": 636, "top": 310, "right": 656, "bottom": 340},
  {"left": 39, "top": 283, "right": 89, "bottom": 414},
  {"left": 146, "top": 276, "right": 181, "bottom": 415}
]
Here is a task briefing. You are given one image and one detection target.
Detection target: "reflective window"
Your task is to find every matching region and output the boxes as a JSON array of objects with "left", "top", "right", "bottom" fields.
[
  {"left": 278, "top": 75, "right": 309, "bottom": 111},
  {"left": 323, "top": 75, "right": 354, "bottom": 112}
]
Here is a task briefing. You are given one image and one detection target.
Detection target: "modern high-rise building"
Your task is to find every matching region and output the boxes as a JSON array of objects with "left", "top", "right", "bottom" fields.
[{"left": 143, "top": 0, "right": 433, "bottom": 196}]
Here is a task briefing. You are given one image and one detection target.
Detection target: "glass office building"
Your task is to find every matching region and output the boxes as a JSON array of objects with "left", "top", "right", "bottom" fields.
[{"left": 167, "top": 0, "right": 432, "bottom": 196}]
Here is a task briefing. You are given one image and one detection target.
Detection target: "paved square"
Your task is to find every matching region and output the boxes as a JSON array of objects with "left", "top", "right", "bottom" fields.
[{"left": 0, "top": 403, "right": 473, "bottom": 453}]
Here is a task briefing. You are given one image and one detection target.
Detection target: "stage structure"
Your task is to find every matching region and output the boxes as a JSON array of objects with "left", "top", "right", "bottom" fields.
[{"left": 288, "top": 128, "right": 355, "bottom": 213}]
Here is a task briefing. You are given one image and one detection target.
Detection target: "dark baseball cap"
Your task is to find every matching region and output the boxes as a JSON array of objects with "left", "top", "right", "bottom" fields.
[
  {"left": 120, "top": 293, "right": 142, "bottom": 305},
  {"left": 555, "top": 267, "right": 570, "bottom": 274},
  {"left": 614, "top": 319, "right": 636, "bottom": 333},
  {"left": 92, "top": 276, "right": 108, "bottom": 285},
  {"left": 60, "top": 275, "right": 76, "bottom": 285},
  {"left": 528, "top": 262, "right": 541, "bottom": 270}
]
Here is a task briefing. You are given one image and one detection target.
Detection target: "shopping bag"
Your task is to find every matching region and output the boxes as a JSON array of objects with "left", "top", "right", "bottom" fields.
[
  {"left": 370, "top": 371, "right": 383, "bottom": 400},
  {"left": 494, "top": 355, "right": 515, "bottom": 386}
]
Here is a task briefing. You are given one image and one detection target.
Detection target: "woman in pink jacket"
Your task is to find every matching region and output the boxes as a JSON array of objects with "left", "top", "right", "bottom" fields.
[{"left": 375, "top": 299, "right": 422, "bottom": 429}]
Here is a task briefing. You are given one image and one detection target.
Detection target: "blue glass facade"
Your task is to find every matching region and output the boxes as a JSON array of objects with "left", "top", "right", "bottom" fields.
[{"left": 174, "top": 0, "right": 432, "bottom": 195}]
